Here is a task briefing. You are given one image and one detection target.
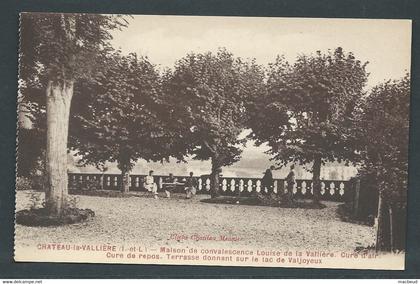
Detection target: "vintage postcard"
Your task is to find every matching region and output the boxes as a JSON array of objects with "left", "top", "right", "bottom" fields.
[{"left": 15, "top": 13, "right": 411, "bottom": 270}]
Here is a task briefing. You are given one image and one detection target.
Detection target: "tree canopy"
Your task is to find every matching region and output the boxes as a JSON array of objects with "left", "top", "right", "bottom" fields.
[
  {"left": 356, "top": 74, "right": 410, "bottom": 203},
  {"left": 250, "top": 48, "right": 369, "bottom": 165},
  {"left": 20, "top": 13, "right": 128, "bottom": 84},
  {"left": 69, "top": 52, "right": 178, "bottom": 191},
  {"left": 163, "top": 49, "right": 265, "bottom": 196},
  {"left": 248, "top": 48, "right": 369, "bottom": 202}
]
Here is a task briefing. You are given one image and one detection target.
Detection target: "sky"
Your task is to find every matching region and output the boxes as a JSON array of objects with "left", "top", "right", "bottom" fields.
[
  {"left": 90, "top": 15, "right": 412, "bottom": 178},
  {"left": 111, "top": 15, "right": 412, "bottom": 89}
]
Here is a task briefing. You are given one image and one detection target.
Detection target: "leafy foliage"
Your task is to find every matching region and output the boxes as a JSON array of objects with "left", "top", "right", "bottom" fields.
[
  {"left": 19, "top": 12, "right": 129, "bottom": 132},
  {"left": 19, "top": 13, "right": 130, "bottom": 162},
  {"left": 16, "top": 128, "right": 45, "bottom": 177},
  {"left": 355, "top": 74, "right": 410, "bottom": 251},
  {"left": 164, "top": 49, "right": 265, "bottom": 170},
  {"left": 20, "top": 13, "right": 128, "bottom": 84},
  {"left": 249, "top": 48, "right": 369, "bottom": 168},
  {"left": 356, "top": 74, "right": 410, "bottom": 206},
  {"left": 69, "top": 53, "right": 175, "bottom": 174},
  {"left": 19, "top": 12, "right": 129, "bottom": 160},
  {"left": 16, "top": 177, "right": 33, "bottom": 191}
]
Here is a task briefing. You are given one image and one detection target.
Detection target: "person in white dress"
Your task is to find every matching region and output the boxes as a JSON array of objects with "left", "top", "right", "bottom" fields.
[{"left": 144, "top": 170, "right": 158, "bottom": 199}]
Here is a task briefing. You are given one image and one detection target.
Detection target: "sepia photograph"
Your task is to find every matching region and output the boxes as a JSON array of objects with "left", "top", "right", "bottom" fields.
[{"left": 14, "top": 13, "right": 411, "bottom": 269}]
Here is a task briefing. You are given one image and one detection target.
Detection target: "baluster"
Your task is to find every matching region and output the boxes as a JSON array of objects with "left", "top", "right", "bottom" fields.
[
  {"left": 158, "top": 177, "right": 163, "bottom": 190},
  {"left": 330, "top": 181, "right": 335, "bottom": 196},
  {"left": 307, "top": 181, "right": 313, "bottom": 198},
  {"left": 256, "top": 180, "right": 261, "bottom": 193},
  {"left": 222, "top": 178, "right": 227, "bottom": 192},
  {"left": 308, "top": 181, "right": 313, "bottom": 195},
  {"left": 320, "top": 181, "right": 325, "bottom": 196},
  {"left": 247, "top": 180, "right": 253, "bottom": 192},
  {"left": 206, "top": 178, "right": 211, "bottom": 191},
  {"left": 230, "top": 179, "right": 236, "bottom": 193},
  {"left": 239, "top": 179, "right": 244, "bottom": 192},
  {"left": 295, "top": 180, "right": 302, "bottom": 196},
  {"left": 198, "top": 178, "right": 203, "bottom": 191},
  {"left": 339, "top": 182, "right": 345, "bottom": 196},
  {"left": 301, "top": 181, "right": 306, "bottom": 195}
]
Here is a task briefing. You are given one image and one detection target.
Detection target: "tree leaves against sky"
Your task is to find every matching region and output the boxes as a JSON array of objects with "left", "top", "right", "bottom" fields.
[
  {"left": 163, "top": 49, "right": 266, "bottom": 169},
  {"left": 69, "top": 52, "right": 175, "bottom": 173},
  {"left": 355, "top": 74, "right": 410, "bottom": 205},
  {"left": 249, "top": 48, "right": 369, "bottom": 170}
]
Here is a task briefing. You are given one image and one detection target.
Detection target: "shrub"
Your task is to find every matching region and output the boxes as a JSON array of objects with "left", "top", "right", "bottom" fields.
[
  {"left": 28, "top": 191, "right": 45, "bottom": 210},
  {"left": 15, "top": 207, "right": 95, "bottom": 227},
  {"left": 16, "top": 192, "right": 94, "bottom": 227},
  {"left": 16, "top": 177, "right": 32, "bottom": 191},
  {"left": 16, "top": 175, "right": 46, "bottom": 192},
  {"left": 69, "top": 177, "right": 102, "bottom": 193},
  {"left": 31, "top": 175, "right": 47, "bottom": 191}
]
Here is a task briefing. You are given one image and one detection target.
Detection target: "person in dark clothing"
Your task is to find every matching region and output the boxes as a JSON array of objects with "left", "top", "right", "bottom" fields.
[
  {"left": 261, "top": 165, "right": 275, "bottom": 195},
  {"left": 185, "top": 171, "right": 198, "bottom": 199},
  {"left": 163, "top": 173, "right": 178, "bottom": 198},
  {"left": 286, "top": 164, "right": 296, "bottom": 202}
]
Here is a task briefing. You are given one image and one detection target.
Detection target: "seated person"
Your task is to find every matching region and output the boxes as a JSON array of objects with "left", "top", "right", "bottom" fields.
[
  {"left": 185, "top": 171, "right": 198, "bottom": 199},
  {"left": 143, "top": 170, "right": 158, "bottom": 199},
  {"left": 163, "top": 173, "right": 178, "bottom": 198}
]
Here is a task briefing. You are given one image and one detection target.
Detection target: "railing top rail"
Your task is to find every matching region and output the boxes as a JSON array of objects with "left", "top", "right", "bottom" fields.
[{"left": 68, "top": 172, "right": 351, "bottom": 182}]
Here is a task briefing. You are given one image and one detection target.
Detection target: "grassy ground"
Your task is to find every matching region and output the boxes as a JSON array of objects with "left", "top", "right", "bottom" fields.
[{"left": 15, "top": 190, "right": 375, "bottom": 252}]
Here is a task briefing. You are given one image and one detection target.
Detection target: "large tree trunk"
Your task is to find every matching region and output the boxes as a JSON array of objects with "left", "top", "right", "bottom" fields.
[
  {"left": 375, "top": 189, "right": 391, "bottom": 251},
  {"left": 312, "top": 156, "right": 322, "bottom": 204},
  {"left": 45, "top": 80, "right": 74, "bottom": 216},
  {"left": 118, "top": 149, "right": 131, "bottom": 193},
  {"left": 210, "top": 155, "right": 221, "bottom": 198},
  {"left": 374, "top": 152, "right": 392, "bottom": 252}
]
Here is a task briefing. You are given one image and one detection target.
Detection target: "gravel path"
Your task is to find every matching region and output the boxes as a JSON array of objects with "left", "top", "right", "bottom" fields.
[{"left": 15, "top": 191, "right": 375, "bottom": 252}]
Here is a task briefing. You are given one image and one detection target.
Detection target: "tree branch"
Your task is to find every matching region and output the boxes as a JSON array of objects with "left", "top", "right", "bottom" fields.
[{"left": 203, "top": 140, "right": 216, "bottom": 155}]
